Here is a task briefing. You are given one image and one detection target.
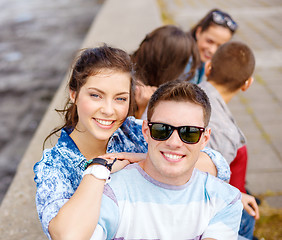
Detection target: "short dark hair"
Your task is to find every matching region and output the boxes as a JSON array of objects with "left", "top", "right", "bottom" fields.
[
  {"left": 208, "top": 41, "right": 255, "bottom": 92},
  {"left": 147, "top": 80, "right": 211, "bottom": 127}
]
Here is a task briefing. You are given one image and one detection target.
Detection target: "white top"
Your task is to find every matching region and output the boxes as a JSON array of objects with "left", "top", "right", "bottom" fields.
[{"left": 92, "top": 163, "right": 242, "bottom": 240}]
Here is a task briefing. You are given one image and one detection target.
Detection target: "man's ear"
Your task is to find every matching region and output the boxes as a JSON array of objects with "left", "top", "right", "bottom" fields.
[
  {"left": 69, "top": 89, "right": 76, "bottom": 103},
  {"left": 241, "top": 77, "right": 254, "bottom": 92},
  {"left": 195, "top": 27, "right": 202, "bottom": 41},
  {"left": 204, "top": 61, "right": 212, "bottom": 77},
  {"left": 142, "top": 120, "right": 150, "bottom": 143},
  {"left": 200, "top": 128, "right": 211, "bottom": 150}
]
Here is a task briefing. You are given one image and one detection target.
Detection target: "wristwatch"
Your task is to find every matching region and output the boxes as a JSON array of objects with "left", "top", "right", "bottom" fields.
[
  {"left": 83, "top": 157, "right": 117, "bottom": 183},
  {"left": 83, "top": 164, "right": 111, "bottom": 183}
]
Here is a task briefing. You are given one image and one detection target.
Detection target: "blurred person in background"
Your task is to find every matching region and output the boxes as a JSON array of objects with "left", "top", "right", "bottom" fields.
[
  {"left": 200, "top": 41, "right": 259, "bottom": 240},
  {"left": 187, "top": 8, "right": 238, "bottom": 84},
  {"left": 132, "top": 24, "right": 200, "bottom": 120}
]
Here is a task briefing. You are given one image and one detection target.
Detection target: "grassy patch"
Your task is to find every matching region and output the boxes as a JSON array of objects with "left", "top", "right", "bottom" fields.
[{"left": 254, "top": 193, "right": 282, "bottom": 239}]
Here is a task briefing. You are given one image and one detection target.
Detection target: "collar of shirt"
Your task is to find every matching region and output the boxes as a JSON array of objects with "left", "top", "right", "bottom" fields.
[
  {"left": 57, "top": 117, "right": 147, "bottom": 170},
  {"left": 57, "top": 128, "right": 86, "bottom": 169}
]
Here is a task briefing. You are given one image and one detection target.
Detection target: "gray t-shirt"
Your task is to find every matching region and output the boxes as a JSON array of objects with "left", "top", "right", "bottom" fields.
[{"left": 199, "top": 81, "right": 246, "bottom": 164}]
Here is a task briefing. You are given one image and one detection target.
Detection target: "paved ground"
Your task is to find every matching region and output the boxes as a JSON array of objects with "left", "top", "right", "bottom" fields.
[{"left": 159, "top": 0, "right": 282, "bottom": 207}]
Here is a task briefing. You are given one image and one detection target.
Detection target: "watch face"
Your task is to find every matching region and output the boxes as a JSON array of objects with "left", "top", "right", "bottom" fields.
[{"left": 92, "top": 165, "right": 110, "bottom": 180}]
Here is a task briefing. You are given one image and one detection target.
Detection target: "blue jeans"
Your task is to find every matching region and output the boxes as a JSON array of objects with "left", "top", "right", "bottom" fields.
[{"left": 238, "top": 209, "right": 256, "bottom": 240}]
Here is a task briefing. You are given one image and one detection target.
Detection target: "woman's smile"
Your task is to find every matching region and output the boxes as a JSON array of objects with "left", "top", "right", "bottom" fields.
[{"left": 94, "top": 118, "right": 115, "bottom": 129}]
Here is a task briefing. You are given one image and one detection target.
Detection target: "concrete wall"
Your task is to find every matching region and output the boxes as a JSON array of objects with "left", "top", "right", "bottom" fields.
[{"left": 0, "top": 0, "right": 162, "bottom": 239}]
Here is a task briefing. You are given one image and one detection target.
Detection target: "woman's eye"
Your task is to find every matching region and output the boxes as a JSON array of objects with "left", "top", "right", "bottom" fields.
[
  {"left": 90, "top": 94, "right": 100, "bottom": 98},
  {"left": 116, "top": 97, "right": 127, "bottom": 102},
  {"left": 207, "top": 39, "right": 213, "bottom": 44}
]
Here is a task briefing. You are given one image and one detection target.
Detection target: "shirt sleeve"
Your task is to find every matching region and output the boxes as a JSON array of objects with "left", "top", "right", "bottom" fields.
[
  {"left": 201, "top": 147, "right": 231, "bottom": 182},
  {"left": 33, "top": 151, "right": 77, "bottom": 239},
  {"left": 208, "top": 124, "right": 239, "bottom": 165},
  {"left": 200, "top": 81, "right": 245, "bottom": 165},
  {"left": 90, "top": 224, "right": 107, "bottom": 240},
  {"left": 202, "top": 192, "right": 243, "bottom": 240}
]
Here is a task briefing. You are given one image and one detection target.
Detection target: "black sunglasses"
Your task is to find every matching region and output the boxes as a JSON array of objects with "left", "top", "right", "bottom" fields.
[
  {"left": 212, "top": 10, "right": 238, "bottom": 32},
  {"left": 148, "top": 122, "right": 205, "bottom": 144}
]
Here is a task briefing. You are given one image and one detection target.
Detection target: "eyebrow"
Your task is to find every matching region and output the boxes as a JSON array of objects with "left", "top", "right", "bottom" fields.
[{"left": 88, "top": 87, "right": 130, "bottom": 96}]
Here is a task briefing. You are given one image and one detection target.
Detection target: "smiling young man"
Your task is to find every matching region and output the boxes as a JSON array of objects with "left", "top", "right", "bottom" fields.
[{"left": 90, "top": 80, "right": 242, "bottom": 240}]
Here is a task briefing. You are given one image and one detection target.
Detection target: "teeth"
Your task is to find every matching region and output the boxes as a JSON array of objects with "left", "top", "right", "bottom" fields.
[
  {"left": 96, "top": 119, "right": 113, "bottom": 126},
  {"left": 163, "top": 153, "right": 182, "bottom": 160}
]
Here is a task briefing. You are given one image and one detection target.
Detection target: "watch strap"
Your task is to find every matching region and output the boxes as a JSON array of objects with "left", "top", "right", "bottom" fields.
[
  {"left": 106, "top": 158, "right": 117, "bottom": 171},
  {"left": 84, "top": 157, "right": 117, "bottom": 171},
  {"left": 84, "top": 157, "right": 106, "bottom": 170}
]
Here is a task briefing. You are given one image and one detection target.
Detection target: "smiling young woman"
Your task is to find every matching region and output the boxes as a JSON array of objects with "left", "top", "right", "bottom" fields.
[
  {"left": 33, "top": 45, "right": 148, "bottom": 240},
  {"left": 69, "top": 70, "right": 132, "bottom": 158}
]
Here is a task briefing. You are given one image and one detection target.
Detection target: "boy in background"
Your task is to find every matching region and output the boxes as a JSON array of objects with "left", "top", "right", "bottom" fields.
[{"left": 199, "top": 41, "right": 259, "bottom": 240}]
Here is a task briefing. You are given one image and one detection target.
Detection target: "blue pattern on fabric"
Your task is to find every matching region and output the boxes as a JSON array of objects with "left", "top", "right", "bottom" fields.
[{"left": 33, "top": 117, "right": 147, "bottom": 238}]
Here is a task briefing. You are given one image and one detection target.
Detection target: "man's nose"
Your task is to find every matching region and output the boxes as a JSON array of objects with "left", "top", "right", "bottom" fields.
[{"left": 165, "top": 130, "right": 183, "bottom": 148}]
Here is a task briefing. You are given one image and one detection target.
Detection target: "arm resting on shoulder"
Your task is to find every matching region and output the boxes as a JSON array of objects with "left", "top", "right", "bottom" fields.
[
  {"left": 99, "top": 152, "right": 146, "bottom": 172},
  {"left": 196, "top": 151, "right": 217, "bottom": 177},
  {"left": 197, "top": 147, "right": 231, "bottom": 182}
]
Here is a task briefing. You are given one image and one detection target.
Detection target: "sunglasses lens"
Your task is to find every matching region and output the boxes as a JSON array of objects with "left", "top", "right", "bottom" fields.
[
  {"left": 213, "top": 12, "right": 224, "bottom": 24},
  {"left": 149, "top": 123, "right": 204, "bottom": 144},
  {"left": 212, "top": 11, "right": 237, "bottom": 31},
  {"left": 226, "top": 20, "right": 237, "bottom": 31},
  {"left": 180, "top": 126, "right": 202, "bottom": 144},
  {"left": 150, "top": 123, "right": 172, "bottom": 140}
]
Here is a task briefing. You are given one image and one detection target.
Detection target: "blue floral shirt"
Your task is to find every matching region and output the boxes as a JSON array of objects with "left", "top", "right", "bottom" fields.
[{"left": 33, "top": 116, "right": 230, "bottom": 239}]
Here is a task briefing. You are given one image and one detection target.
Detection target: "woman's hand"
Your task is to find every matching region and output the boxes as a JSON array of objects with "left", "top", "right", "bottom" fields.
[
  {"left": 135, "top": 81, "right": 157, "bottom": 119},
  {"left": 98, "top": 152, "right": 147, "bottom": 173},
  {"left": 241, "top": 192, "right": 260, "bottom": 220}
]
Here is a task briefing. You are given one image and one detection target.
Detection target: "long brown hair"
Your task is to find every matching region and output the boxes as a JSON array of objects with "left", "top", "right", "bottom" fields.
[
  {"left": 44, "top": 45, "right": 135, "bottom": 148},
  {"left": 131, "top": 25, "right": 200, "bottom": 87}
]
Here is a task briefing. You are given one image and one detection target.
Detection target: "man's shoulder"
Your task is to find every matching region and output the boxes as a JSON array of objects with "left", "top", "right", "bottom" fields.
[
  {"left": 199, "top": 171, "right": 241, "bottom": 203},
  {"left": 113, "top": 162, "right": 140, "bottom": 176},
  {"left": 103, "top": 163, "right": 142, "bottom": 204}
]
